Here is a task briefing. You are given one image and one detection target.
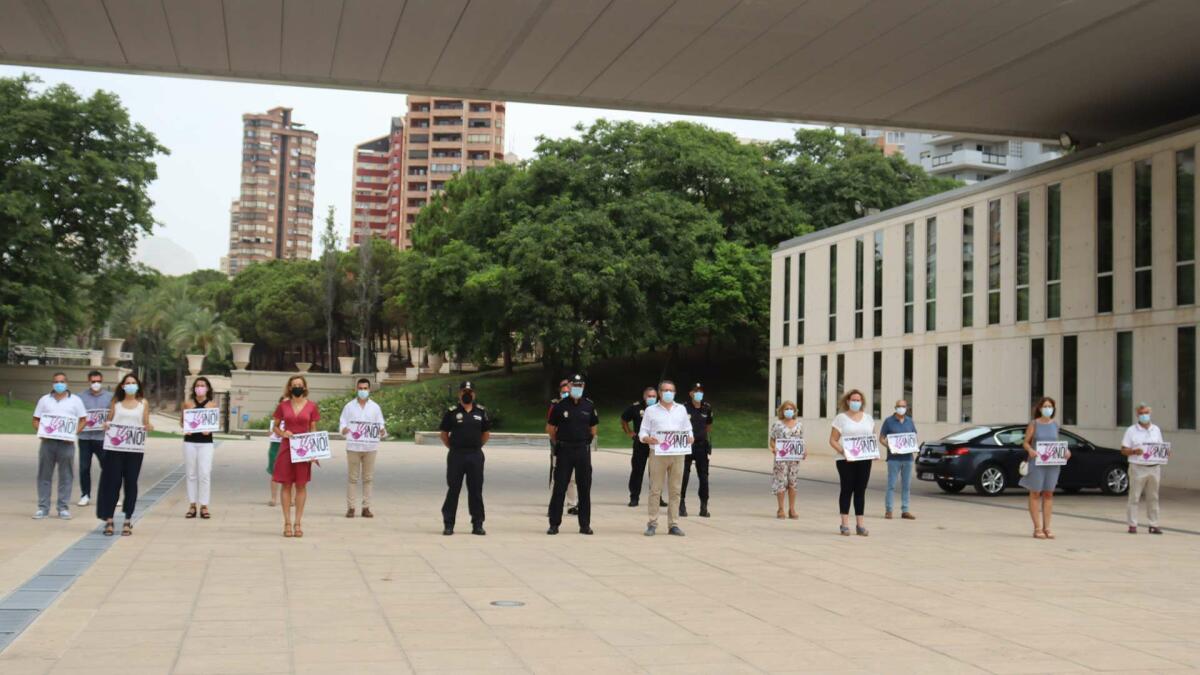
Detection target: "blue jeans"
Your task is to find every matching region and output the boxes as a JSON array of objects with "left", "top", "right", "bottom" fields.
[{"left": 885, "top": 460, "right": 912, "bottom": 513}]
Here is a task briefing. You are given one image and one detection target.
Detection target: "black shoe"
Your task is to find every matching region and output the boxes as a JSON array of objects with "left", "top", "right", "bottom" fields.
[
  {"left": 472, "top": 526, "right": 486, "bottom": 536},
  {"left": 567, "top": 506, "right": 579, "bottom": 515},
  {"left": 699, "top": 505, "right": 710, "bottom": 518},
  {"left": 628, "top": 498, "right": 638, "bottom": 508},
  {"left": 659, "top": 499, "right": 667, "bottom": 507},
  {"left": 679, "top": 503, "right": 688, "bottom": 517},
  {"left": 443, "top": 527, "right": 453, "bottom": 536},
  {"left": 580, "top": 527, "right": 594, "bottom": 535},
  {"left": 668, "top": 525, "right": 686, "bottom": 536},
  {"left": 547, "top": 526, "right": 559, "bottom": 535}
]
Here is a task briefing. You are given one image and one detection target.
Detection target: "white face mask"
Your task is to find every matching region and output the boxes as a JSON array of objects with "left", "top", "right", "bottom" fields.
[
  {"left": 90, "top": 382, "right": 103, "bottom": 392},
  {"left": 894, "top": 407, "right": 907, "bottom": 416}
]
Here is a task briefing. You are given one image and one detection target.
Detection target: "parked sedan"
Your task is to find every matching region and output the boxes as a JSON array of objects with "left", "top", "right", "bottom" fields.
[{"left": 915, "top": 424, "right": 1129, "bottom": 496}]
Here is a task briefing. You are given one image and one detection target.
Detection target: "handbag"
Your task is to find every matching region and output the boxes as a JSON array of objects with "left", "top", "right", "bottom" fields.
[{"left": 1019, "top": 460, "right": 1029, "bottom": 476}]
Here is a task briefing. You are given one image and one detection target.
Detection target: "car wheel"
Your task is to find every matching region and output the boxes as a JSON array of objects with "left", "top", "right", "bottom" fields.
[
  {"left": 1100, "top": 464, "right": 1129, "bottom": 495},
  {"left": 973, "top": 463, "right": 1007, "bottom": 496},
  {"left": 936, "top": 479, "right": 965, "bottom": 494}
]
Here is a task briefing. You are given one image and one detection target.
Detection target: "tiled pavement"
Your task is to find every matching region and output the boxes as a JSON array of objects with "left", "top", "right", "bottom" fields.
[{"left": 0, "top": 436, "right": 1197, "bottom": 674}]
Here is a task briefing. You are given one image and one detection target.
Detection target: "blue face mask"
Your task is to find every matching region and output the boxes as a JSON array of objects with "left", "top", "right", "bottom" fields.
[
  {"left": 645, "top": 397, "right": 657, "bottom": 406},
  {"left": 357, "top": 389, "right": 370, "bottom": 400},
  {"left": 693, "top": 392, "right": 704, "bottom": 402},
  {"left": 848, "top": 400, "right": 862, "bottom": 412},
  {"left": 783, "top": 409, "right": 795, "bottom": 419},
  {"left": 662, "top": 391, "right": 675, "bottom": 403},
  {"left": 560, "top": 390, "right": 569, "bottom": 399},
  {"left": 570, "top": 386, "right": 583, "bottom": 399},
  {"left": 1041, "top": 407, "right": 1054, "bottom": 418},
  {"left": 1138, "top": 413, "right": 1151, "bottom": 424},
  {"left": 123, "top": 384, "right": 139, "bottom": 395},
  {"left": 52, "top": 382, "right": 67, "bottom": 394}
]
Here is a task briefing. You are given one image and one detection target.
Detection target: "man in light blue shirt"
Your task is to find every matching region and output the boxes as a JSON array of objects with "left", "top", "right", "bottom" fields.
[{"left": 879, "top": 399, "right": 917, "bottom": 520}]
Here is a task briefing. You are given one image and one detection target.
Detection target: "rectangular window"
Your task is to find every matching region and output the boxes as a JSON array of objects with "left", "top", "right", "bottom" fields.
[
  {"left": 782, "top": 257, "right": 791, "bottom": 346},
  {"left": 836, "top": 354, "right": 845, "bottom": 402},
  {"left": 872, "top": 351, "right": 882, "bottom": 419},
  {"left": 1116, "top": 331, "right": 1133, "bottom": 426},
  {"left": 936, "top": 345, "right": 947, "bottom": 422},
  {"left": 855, "top": 238, "right": 864, "bottom": 339},
  {"left": 796, "top": 357, "right": 804, "bottom": 418},
  {"left": 1030, "top": 338, "right": 1044, "bottom": 406},
  {"left": 1016, "top": 192, "right": 1030, "bottom": 321},
  {"left": 774, "top": 358, "right": 783, "bottom": 410},
  {"left": 904, "top": 223, "right": 914, "bottom": 333},
  {"left": 925, "top": 217, "right": 937, "bottom": 331},
  {"left": 1063, "top": 335, "right": 1078, "bottom": 425},
  {"left": 903, "top": 348, "right": 913, "bottom": 405},
  {"left": 962, "top": 207, "right": 974, "bottom": 327},
  {"left": 1177, "top": 150, "right": 1195, "bottom": 305},
  {"left": 961, "top": 344, "right": 973, "bottom": 423},
  {"left": 797, "top": 253, "right": 806, "bottom": 344},
  {"left": 828, "top": 246, "right": 837, "bottom": 341},
  {"left": 1180, "top": 327, "right": 1196, "bottom": 429},
  {"left": 1135, "top": 160, "right": 1153, "bottom": 309},
  {"left": 819, "top": 355, "right": 828, "bottom": 418},
  {"left": 987, "top": 199, "right": 1001, "bottom": 324},
  {"left": 1097, "top": 170, "right": 1114, "bottom": 313},
  {"left": 1047, "top": 185, "right": 1062, "bottom": 318},
  {"left": 873, "top": 231, "right": 883, "bottom": 336}
]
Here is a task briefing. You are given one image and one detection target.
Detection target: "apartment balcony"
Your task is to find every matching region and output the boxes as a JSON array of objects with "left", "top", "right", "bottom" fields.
[{"left": 921, "top": 149, "right": 1008, "bottom": 175}]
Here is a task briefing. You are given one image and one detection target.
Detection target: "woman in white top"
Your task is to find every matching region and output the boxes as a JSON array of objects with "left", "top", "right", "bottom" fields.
[
  {"left": 829, "top": 389, "right": 875, "bottom": 537},
  {"left": 99, "top": 374, "right": 153, "bottom": 536}
]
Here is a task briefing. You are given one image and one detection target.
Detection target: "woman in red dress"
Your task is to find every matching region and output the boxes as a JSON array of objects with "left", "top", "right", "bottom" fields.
[{"left": 272, "top": 375, "right": 320, "bottom": 537}]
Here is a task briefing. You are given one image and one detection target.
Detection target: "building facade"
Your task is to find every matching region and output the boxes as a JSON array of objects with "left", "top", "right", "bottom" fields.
[
  {"left": 845, "top": 128, "right": 1063, "bottom": 185},
  {"left": 350, "top": 97, "right": 506, "bottom": 249},
  {"left": 774, "top": 118, "right": 1200, "bottom": 488},
  {"left": 226, "top": 107, "right": 318, "bottom": 274}
]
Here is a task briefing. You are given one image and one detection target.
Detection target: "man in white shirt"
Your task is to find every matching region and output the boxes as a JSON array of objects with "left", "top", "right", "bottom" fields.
[
  {"left": 339, "top": 378, "right": 387, "bottom": 518},
  {"left": 639, "top": 380, "right": 693, "bottom": 537},
  {"left": 32, "top": 372, "right": 88, "bottom": 520},
  {"left": 1121, "top": 402, "right": 1164, "bottom": 534}
]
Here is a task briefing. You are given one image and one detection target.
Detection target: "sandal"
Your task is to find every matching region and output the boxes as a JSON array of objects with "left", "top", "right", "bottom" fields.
[
  {"left": 186, "top": 506, "right": 197, "bottom": 519},
  {"left": 776, "top": 508, "right": 785, "bottom": 519},
  {"left": 1043, "top": 530, "right": 1056, "bottom": 539},
  {"left": 839, "top": 525, "right": 851, "bottom": 536},
  {"left": 121, "top": 522, "right": 133, "bottom": 537},
  {"left": 200, "top": 507, "right": 210, "bottom": 519},
  {"left": 293, "top": 524, "right": 303, "bottom": 538},
  {"left": 788, "top": 511, "right": 799, "bottom": 519},
  {"left": 103, "top": 521, "right": 114, "bottom": 536},
  {"left": 1033, "top": 529, "right": 1047, "bottom": 539},
  {"left": 283, "top": 524, "right": 293, "bottom": 538},
  {"left": 856, "top": 526, "right": 870, "bottom": 537}
]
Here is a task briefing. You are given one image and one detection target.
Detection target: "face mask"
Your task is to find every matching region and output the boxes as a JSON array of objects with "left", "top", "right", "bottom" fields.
[
  {"left": 783, "top": 409, "right": 795, "bottom": 419},
  {"left": 848, "top": 400, "right": 863, "bottom": 412},
  {"left": 560, "top": 390, "right": 569, "bottom": 399},
  {"left": 357, "top": 390, "right": 370, "bottom": 400},
  {"left": 52, "top": 382, "right": 67, "bottom": 394},
  {"left": 661, "top": 391, "right": 675, "bottom": 403},
  {"left": 194, "top": 386, "right": 208, "bottom": 397},
  {"left": 123, "top": 384, "right": 139, "bottom": 395},
  {"left": 693, "top": 392, "right": 704, "bottom": 402},
  {"left": 1138, "top": 413, "right": 1151, "bottom": 424},
  {"left": 461, "top": 392, "right": 474, "bottom": 404},
  {"left": 645, "top": 397, "right": 657, "bottom": 406},
  {"left": 1041, "top": 407, "right": 1054, "bottom": 417},
  {"left": 291, "top": 386, "right": 305, "bottom": 398},
  {"left": 895, "top": 407, "right": 907, "bottom": 416},
  {"left": 570, "top": 386, "right": 583, "bottom": 399},
  {"left": 90, "top": 382, "right": 103, "bottom": 392}
]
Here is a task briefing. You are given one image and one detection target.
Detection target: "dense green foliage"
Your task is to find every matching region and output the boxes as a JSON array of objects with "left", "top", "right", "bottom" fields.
[{"left": 314, "top": 378, "right": 465, "bottom": 440}]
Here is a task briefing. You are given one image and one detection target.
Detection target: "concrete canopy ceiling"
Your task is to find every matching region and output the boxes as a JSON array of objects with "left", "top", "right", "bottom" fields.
[{"left": 2, "top": 0, "right": 1199, "bottom": 143}]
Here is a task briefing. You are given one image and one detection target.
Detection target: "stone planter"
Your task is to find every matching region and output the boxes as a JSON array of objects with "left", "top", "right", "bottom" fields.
[
  {"left": 231, "top": 342, "right": 254, "bottom": 370},
  {"left": 186, "top": 354, "right": 205, "bottom": 376},
  {"left": 295, "top": 362, "right": 312, "bottom": 373},
  {"left": 338, "top": 356, "right": 356, "bottom": 374},
  {"left": 374, "top": 352, "right": 391, "bottom": 374},
  {"left": 410, "top": 347, "right": 426, "bottom": 369},
  {"left": 88, "top": 350, "right": 103, "bottom": 367},
  {"left": 427, "top": 352, "right": 444, "bottom": 373},
  {"left": 99, "top": 337, "right": 124, "bottom": 366}
]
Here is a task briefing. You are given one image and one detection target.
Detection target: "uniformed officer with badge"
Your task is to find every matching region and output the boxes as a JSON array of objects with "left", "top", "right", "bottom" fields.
[
  {"left": 546, "top": 379, "right": 578, "bottom": 515},
  {"left": 546, "top": 374, "right": 598, "bottom": 535},
  {"left": 438, "top": 381, "right": 490, "bottom": 536},
  {"left": 620, "top": 386, "right": 658, "bottom": 507},
  {"left": 679, "top": 382, "right": 714, "bottom": 518}
]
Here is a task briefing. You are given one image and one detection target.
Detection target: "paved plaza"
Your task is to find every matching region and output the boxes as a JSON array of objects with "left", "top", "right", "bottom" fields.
[{"left": 0, "top": 435, "right": 1198, "bottom": 674}]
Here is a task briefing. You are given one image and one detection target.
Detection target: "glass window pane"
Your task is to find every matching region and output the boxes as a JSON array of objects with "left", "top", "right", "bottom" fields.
[
  {"left": 1097, "top": 170, "right": 1113, "bottom": 274},
  {"left": 1063, "top": 335, "right": 1078, "bottom": 425},
  {"left": 1017, "top": 193, "right": 1030, "bottom": 286},
  {"left": 1135, "top": 269, "right": 1153, "bottom": 310},
  {"left": 937, "top": 346, "right": 947, "bottom": 422},
  {"left": 1098, "top": 275, "right": 1113, "bottom": 313},
  {"left": 988, "top": 292, "right": 1000, "bottom": 325},
  {"left": 796, "top": 357, "right": 804, "bottom": 418},
  {"left": 1180, "top": 327, "right": 1196, "bottom": 430},
  {"left": 988, "top": 200, "right": 1001, "bottom": 291},
  {"left": 962, "top": 295, "right": 973, "bottom": 327},
  {"left": 1117, "top": 331, "right": 1133, "bottom": 427},
  {"left": 1135, "top": 159, "right": 1153, "bottom": 269},
  {"left": 903, "top": 348, "right": 913, "bottom": 404},
  {"left": 1016, "top": 288, "right": 1029, "bottom": 322},
  {"left": 1178, "top": 150, "right": 1195, "bottom": 263},
  {"left": 1030, "top": 338, "right": 1044, "bottom": 405},
  {"left": 1178, "top": 264, "right": 1195, "bottom": 306},
  {"left": 797, "top": 253, "right": 806, "bottom": 343},
  {"left": 1047, "top": 185, "right": 1061, "bottom": 282},
  {"left": 819, "top": 355, "right": 828, "bottom": 418},
  {"left": 872, "top": 351, "right": 882, "bottom": 419},
  {"left": 961, "top": 344, "right": 973, "bottom": 423},
  {"left": 1047, "top": 284, "right": 1061, "bottom": 319}
]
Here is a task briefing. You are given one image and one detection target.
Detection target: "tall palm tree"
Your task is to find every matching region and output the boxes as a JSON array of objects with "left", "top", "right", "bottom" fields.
[{"left": 168, "top": 307, "right": 237, "bottom": 361}]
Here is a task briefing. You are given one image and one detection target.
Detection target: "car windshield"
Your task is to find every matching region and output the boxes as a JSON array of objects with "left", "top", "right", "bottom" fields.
[{"left": 939, "top": 426, "right": 991, "bottom": 443}]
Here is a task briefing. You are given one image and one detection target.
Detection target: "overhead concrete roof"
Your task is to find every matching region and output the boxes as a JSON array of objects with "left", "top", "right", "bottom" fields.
[{"left": 2, "top": 0, "right": 1199, "bottom": 143}]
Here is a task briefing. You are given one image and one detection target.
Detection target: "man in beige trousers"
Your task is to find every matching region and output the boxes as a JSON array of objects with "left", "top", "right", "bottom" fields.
[
  {"left": 340, "top": 378, "right": 387, "bottom": 518},
  {"left": 639, "top": 380, "right": 693, "bottom": 537}
]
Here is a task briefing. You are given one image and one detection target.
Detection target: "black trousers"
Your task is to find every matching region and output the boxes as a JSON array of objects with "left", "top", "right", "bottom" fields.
[
  {"left": 96, "top": 450, "right": 143, "bottom": 520},
  {"left": 836, "top": 459, "right": 873, "bottom": 516},
  {"left": 77, "top": 439, "right": 105, "bottom": 498},
  {"left": 681, "top": 440, "right": 711, "bottom": 505},
  {"left": 442, "top": 449, "right": 485, "bottom": 528},
  {"left": 549, "top": 442, "right": 592, "bottom": 528},
  {"left": 628, "top": 440, "right": 650, "bottom": 500}
]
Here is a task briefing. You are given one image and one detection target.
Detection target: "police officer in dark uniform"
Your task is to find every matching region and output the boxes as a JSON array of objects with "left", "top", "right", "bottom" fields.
[
  {"left": 438, "top": 381, "right": 490, "bottom": 536},
  {"left": 620, "top": 386, "right": 658, "bottom": 507},
  {"left": 546, "top": 374, "right": 598, "bottom": 535},
  {"left": 546, "top": 379, "right": 579, "bottom": 515},
  {"left": 679, "top": 382, "right": 713, "bottom": 518}
]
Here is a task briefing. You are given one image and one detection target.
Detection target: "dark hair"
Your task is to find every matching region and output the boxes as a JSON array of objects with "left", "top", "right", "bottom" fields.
[
  {"left": 114, "top": 373, "right": 144, "bottom": 402},
  {"left": 285, "top": 375, "right": 308, "bottom": 398},
  {"left": 1033, "top": 396, "right": 1057, "bottom": 419},
  {"left": 87, "top": 370, "right": 103, "bottom": 380},
  {"left": 643, "top": 386, "right": 657, "bottom": 394},
  {"left": 356, "top": 378, "right": 371, "bottom": 387},
  {"left": 52, "top": 372, "right": 66, "bottom": 380},
  {"left": 191, "top": 376, "right": 213, "bottom": 405},
  {"left": 659, "top": 379, "right": 676, "bottom": 390}
]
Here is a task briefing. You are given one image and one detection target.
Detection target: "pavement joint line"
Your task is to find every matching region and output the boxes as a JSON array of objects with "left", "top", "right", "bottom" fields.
[{"left": 0, "top": 456, "right": 190, "bottom": 654}]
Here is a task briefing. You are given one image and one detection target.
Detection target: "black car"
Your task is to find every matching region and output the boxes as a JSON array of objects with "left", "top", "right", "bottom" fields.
[{"left": 915, "top": 424, "right": 1129, "bottom": 496}]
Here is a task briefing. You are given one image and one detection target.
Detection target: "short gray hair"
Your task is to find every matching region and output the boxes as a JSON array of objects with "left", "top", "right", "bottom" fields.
[{"left": 1136, "top": 402, "right": 1152, "bottom": 412}]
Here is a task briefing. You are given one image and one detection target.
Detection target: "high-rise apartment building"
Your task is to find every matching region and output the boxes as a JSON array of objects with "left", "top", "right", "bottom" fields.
[
  {"left": 844, "top": 127, "right": 1063, "bottom": 185},
  {"left": 350, "top": 97, "right": 506, "bottom": 249},
  {"left": 226, "top": 107, "right": 318, "bottom": 274}
]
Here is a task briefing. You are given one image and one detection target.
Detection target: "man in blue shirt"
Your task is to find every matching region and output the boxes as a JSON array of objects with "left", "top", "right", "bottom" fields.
[{"left": 879, "top": 399, "right": 917, "bottom": 520}]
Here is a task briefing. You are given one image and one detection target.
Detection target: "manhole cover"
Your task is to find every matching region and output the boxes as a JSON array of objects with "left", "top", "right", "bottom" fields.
[{"left": 490, "top": 600, "right": 525, "bottom": 607}]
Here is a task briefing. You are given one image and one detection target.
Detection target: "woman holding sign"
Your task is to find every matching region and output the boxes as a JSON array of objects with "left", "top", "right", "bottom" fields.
[
  {"left": 1020, "top": 397, "right": 1069, "bottom": 540},
  {"left": 181, "top": 377, "right": 218, "bottom": 520},
  {"left": 768, "top": 400, "right": 803, "bottom": 519},
  {"left": 272, "top": 376, "right": 321, "bottom": 538},
  {"left": 829, "top": 390, "right": 877, "bottom": 536},
  {"left": 98, "top": 374, "right": 153, "bottom": 536}
]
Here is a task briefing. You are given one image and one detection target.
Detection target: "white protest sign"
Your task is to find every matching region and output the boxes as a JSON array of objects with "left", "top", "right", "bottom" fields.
[
  {"left": 103, "top": 423, "right": 147, "bottom": 453},
  {"left": 775, "top": 438, "right": 806, "bottom": 462},
  {"left": 84, "top": 409, "right": 108, "bottom": 432},
  {"left": 346, "top": 421, "right": 384, "bottom": 452},
  {"left": 887, "top": 432, "right": 919, "bottom": 455},
  {"left": 1035, "top": 441, "right": 1068, "bottom": 466},
  {"left": 653, "top": 429, "right": 692, "bottom": 456},
  {"left": 290, "top": 431, "right": 332, "bottom": 463},
  {"left": 842, "top": 434, "right": 880, "bottom": 462},
  {"left": 1131, "top": 441, "right": 1170, "bottom": 466},
  {"left": 37, "top": 414, "right": 79, "bottom": 442},
  {"left": 183, "top": 407, "right": 221, "bottom": 434}
]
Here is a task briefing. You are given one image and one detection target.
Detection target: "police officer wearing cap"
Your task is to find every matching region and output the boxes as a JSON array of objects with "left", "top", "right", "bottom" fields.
[
  {"left": 546, "top": 374, "right": 598, "bottom": 535},
  {"left": 438, "top": 381, "right": 490, "bottom": 536},
  {"left": 620, "top": 386, "right": 658, "bottom": 508},
  {"left": 680, "top": 382, "right": 714, "bottom": 518},
  {"left": 546, "top": 379, "right": 578, "bottom": 515}
]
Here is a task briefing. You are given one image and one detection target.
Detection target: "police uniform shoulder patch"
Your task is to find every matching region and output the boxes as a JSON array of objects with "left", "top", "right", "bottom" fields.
[{"left": 563, "top": 410, "right": 569, "bottom": 418}]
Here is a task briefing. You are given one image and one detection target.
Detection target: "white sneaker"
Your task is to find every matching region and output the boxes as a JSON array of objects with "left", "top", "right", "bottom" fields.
[
  {"left": 78, "top": 495, "right": 90, "bottom": 507},
  {"left": 59, "top": 510, "right": 72, "bottom": 520},
  {"left": 33, "top": 509, "right": 48, "bottom": 519}
]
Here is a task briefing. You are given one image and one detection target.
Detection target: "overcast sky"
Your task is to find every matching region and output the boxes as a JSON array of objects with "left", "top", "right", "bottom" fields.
[{"left": 2, "top": 65, "right": 813, "bottom": 273}]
